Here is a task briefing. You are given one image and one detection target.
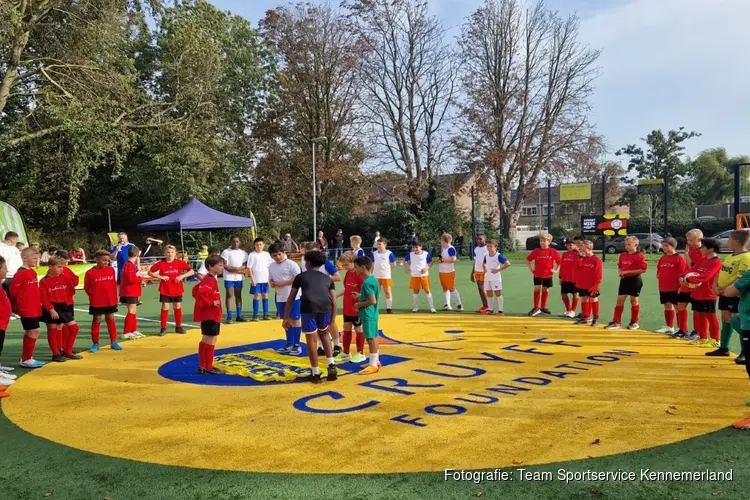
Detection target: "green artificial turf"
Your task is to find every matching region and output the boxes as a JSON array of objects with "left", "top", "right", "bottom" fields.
[{"left": 1, "top": 259, "right": 748, "bottom": 500}]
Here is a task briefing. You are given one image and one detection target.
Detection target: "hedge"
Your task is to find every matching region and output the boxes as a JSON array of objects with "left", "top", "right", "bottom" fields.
[{"left": 627, "top": 218, "right": 734, "bottom": 238}]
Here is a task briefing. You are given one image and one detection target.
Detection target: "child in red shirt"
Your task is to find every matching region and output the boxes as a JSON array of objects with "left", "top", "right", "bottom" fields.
[
  {"left": 676, "top": 229, "right": 705, "bottom": 337},
  {"left": 120, "top": 246, "right": 144, "bottom": 339},
  {"left": 40, "top": 256, "right": 82, "bottom": 362},
  {"left": 656, "top": 237, "right": 688, "bottom": 334},
  {"left": 10, "top": 248, "right": 45, "bottom": 368},
  {"left": 193, "top": 255, "right": 224, "bottom": 375},
  {"left": 558, "top": 239, "right": 581, "bottom": 318},
  {"left": 84, "top": 250, "right": 121, "bottom": 352},
  {"left": 605, "top": 235, "right": 648, "bottom": 330},
  {"left": 0, "top": 256, "right": 16, "bottom": 393},
  {"left": 682, "top": 237, "right": 723, "bottom": 345},
  {"left": 525, "top": 234, "right": 561, "bottom": 316},
  {"left": 573, "top": 240, "right": 603, "bottom": 327},
  {"left": 149, "top": 245, "right": 194, "bottom": 336},
  {"left": 56, "top": 251, "right": 81, "bottom": 356},
  {"left": 336, "top": 252, "right": 366, "bottom": 364}
]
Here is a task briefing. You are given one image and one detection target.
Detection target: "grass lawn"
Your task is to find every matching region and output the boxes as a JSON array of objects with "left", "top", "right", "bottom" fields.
[{"left": 1, "top": 259, "right": 749, "bottom": 500}]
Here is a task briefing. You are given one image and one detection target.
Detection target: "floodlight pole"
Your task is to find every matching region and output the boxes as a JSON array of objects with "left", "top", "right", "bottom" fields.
[{"left": 311, "top": 136, "right": 327, "bottom": 241}]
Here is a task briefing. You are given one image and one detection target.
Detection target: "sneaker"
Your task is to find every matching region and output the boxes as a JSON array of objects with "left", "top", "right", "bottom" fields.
[
  {"left": 51, "top": 355, "right": 67, "bottom": 363},
  {"left": 457, "top": 304, "right": 463, "bottom": 312},
  {"left": 175, "top": 326, "right": 186, "bottom": 334},
  {"left": 289, "top": 345, "right": 302, "bottom": 356},
  {"left": 159, "top": 328, "right": 167, "bottom": 336},
  {"left": 132, "top": 331, "right": 144, "bottom": 338},
  {"left": 604, "top": 322, "right": 621, "bottom": 330},
  {"left": 252, "top": 316, "right": 259, "bottom": 322},
  {"left": 496, "top": 311, "right": 505, "bottom": 316},
  {"left": 528, "top": 308, "right": 541, "bottom": 317},
  {"left": 732, "top": 417, "right": 750, "bottom": 430},
  {"left": 326, "top": 364, "right": 338, "bottom": 381},
  {"left": 574, "top": 317, "right": 589, "bottom": 325},
  {"left": 558, "top": 311, "right": 569, "bottom": 317},
  {"left": 110, "top": 342, "right": 123, "bottom": 351},
  {"left": 0, "top": 377, "right": 15, "bottom": 386},
  {"left": 317, "top": 346, "right": 324, "bottom": 356},
  {"left": 10, "top": 313, "right": 20, "bottom": 320},
  {"left": 0, "top": 364, "right": 15, "bottom": 373},
  {"left": 197, "top": 367, "right": 218, "bottom": 376},
  {"left": 310, "top": 373, "right": 322, "bottom": 384},
  {"left": 225, "top": 317, "right": 234, "bottom": 325},
  {"left": 0, "top": 372, "right": 16, "bottom": 380},
  {"left": 412, "top": 308, "right": 419, "bottom": 313},
  {"left": 576, "top": 313, "right": 584, "bottom": 320},
  {"left": 276, "top": 344, "right": 292, "bottom": 355},
  {"left": 705, "top": 348, "right": 730, "bottom": 357},
  {"left": 670, "top": 330, "right": 687, "bottom": 338},
  {"left": 477, "top": 306, "right": 489, "bottom": 314},
  {"left": 262, "top": 315, "right": 271, "bottom": 321},
  {"left": 704, "top": 339, "right": 721, "bottom": 348},
  {"left": 333, "top": 345, "right": 342, "bottom": 357},
  {"left": 359, "top": 364, "right": 380, "bottom": 375},
  {"left": 689, "top": 337, "right": 708, "bottom": 346},
  {"left": 567, "top": 311, "right": 577, "bottom": 319},
  {"left": 334, "top": 352, "right": 351, "bottom": 363},
  {"left": 63, "top": 352, "right": 83, "bottom": 360},
  {"left": 627, "top": 322, "right": 640, "bottom": 330},
  {"left": 208, "top": 368, "right": 222, "bottom": 375},
  {"left": 137, "top": 300, "right": 143, "bottom": 306},
  {"left": 430, "top": 308, "right": 437, "bottom": 313},
  {"left": 123, "top": 333, "right": 137, "bottom": 340},
  {"left": 236, "top": 316, "right": 247, "bottom": 323},
  {"left": 443, "top": 305, "right": 452, "bottom": 311},
  {"left": 591, "top": 319, "right": 600, "bottom": 327},
  {"left": 656, "top": 326, "right": 675, "bottom": 334},
  {"left": 19, "top": 358, "right": 45, "bottom": 369},
  {"left": 89, "top": 344, "right": 100, "bottom": 353},
  {"left": 386, "top": 309, "right": 393, "bottom": 314},
  {"left": 685, "top": 333, "right": 701, "bottom": 341},
  {"left": 350, "top": 352, "right": 367, "bottom": 363},
  {"left": 481, "top": 309, "right": 493, "bottom": 315},
  {"left": 540, "top": 308, "right": 551, "bottom": 315},
  {"left": 735, "top": 353, "right": 746, "bottom": 365}
]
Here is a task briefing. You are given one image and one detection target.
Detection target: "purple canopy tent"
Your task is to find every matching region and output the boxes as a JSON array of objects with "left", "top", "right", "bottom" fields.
[{"left": 136, "top": 197, "right": 256, "bottom": 251}]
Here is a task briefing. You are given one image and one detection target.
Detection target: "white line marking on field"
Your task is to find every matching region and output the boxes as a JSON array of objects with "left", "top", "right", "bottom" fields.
[{"left": 73, "top": 308, "right": 198, "bottom": 328}]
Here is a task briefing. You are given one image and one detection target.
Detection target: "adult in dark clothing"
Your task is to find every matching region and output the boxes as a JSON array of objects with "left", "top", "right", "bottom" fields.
[
  {"left": 140, "top": 237, "right": 163, "bottom": 264},
  {"left": 455, "top": 231, "right": 465, "bottom": 256},
  {"left": 333, "top": 229, "right": 345, "bottom": 260}
]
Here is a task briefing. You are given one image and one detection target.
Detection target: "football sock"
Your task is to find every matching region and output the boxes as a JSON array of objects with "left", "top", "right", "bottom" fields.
[
  {"left": 343, "top": 330, "right": 353, "bottom": 354},
  {"left": 207, "top": 344, "right": 215, "bottom": 370},
  {"left": 312, "top": 366, "right": 320, "bottom": 375},
  {"left": 160, "top": 310, "right": 168, "bottom": 329},
  {"left": 198, "top": 342, "right": 207, "bottom": 369},
  {"left": 47, "top": 327, "right": 59, "bottom": 356},
  {"left": 174, "top": 309, "right": 183, "bottom": 328},
  {"left": 105, "top": 317, "right": 117, "bottom": 344},
  {"left": 562, "top": 295, "right": 571, "bottom": 311},
  {"left": 413, "top": 294, "right": 419, "bottom": 309},
  {"left": 91, "top": 321, "right": 101, "bottom": 345},
  {"left": 443, "top": 291, "right": 451, "bottom": 307},
  {"left": 65, "top": 324, "right": 79, "bottom": 355},
  {"left": 124, "top": 313, "right": 134, "bottom": 334},
  {"left": 664, "top": 310, "right": 675, "bottom": 328},
  {"left": 582, "top": 301, "right": 591, "bottom": 319},
  {"left": 426, "top": 293, "right": 435, "bottom": 309},
  {"left": 356, "top": 332, "right": 365, "bottom": 353},
  {"left": 451, "top": 290, "right": 462, "bottom": 307},
  {"left": 613, "top": 305, "right": 624, "bottom": 324},
  {"left": 540, "top": 290, "right": 549, "bottom": 309},
  {"left": 21, "top": 335, "right": 37, "bottom": 362},
  {"left": 284, "top": 326, "right": 292, "bottom": 345},
  {"left": 386, "top": 298, "right": 393, "bottom": 310},
  {"left": 533, "top": 290, "right": 541, "bottom": 309},
  {"left": 253, "top": 299, "right": 259, "bottom": 317},
  {"left": 262, "top": 298, "right": 269, "bottom": 316},
  {"left": 326, "top": 357, "right": 335, "bottom": 366},
  {"left": 708, "top": 314, "right": 720, "bottom": 342},
  {"left": 720, "top": 322, "right": 733, "bottom": 349},
  {"left": 592, "top": 301, "right": 600, "bottom": 318},
  {"left": 631, "top": 305, "right": 640, "bottom": 323},
  {"left": 370, "top": 351, "right": 379, "bottom": 368},
  {"left": 227, "top": 310, "right": 233, "bottom": 321},
  {"left": 236, "top": 306, "right": 242, "bottom": 318},
  {"left": 291, "top": 326, "right": 302, "bottom": 346},
  {"left": 495, "top": 295, "right": 504, "bottom": 312},
  {"left": 572, "top": 296, "right": 579, "bottom": 312},
  {"left": 677, "top": 309, "right": 688, "bottom": 332},
  {"left": 695, "top": 313, "right": 708, "bottom": 339}
]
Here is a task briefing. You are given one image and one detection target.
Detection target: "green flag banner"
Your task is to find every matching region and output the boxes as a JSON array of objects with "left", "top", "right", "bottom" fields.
[{"left": 0, "top": 201, "right": 28, "bottom": 244}]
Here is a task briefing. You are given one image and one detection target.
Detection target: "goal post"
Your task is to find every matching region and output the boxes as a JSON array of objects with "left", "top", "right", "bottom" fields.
[{"left": 736, "top": 213, "right": 750, "bottom": 230}]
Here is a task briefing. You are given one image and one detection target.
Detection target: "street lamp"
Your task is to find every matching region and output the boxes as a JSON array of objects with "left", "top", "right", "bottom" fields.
[{"left": 311, "top": 136, "right": 327, "bottom": 241}]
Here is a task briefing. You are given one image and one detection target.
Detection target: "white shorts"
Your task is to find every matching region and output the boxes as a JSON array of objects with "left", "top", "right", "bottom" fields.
[{"left": 484, "top": 280, "right": 502, "bottom": 291}]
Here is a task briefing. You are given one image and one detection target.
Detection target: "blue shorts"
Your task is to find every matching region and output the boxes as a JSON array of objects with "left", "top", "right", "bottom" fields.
[
  {"left": 224, "top": 280, "right": 243, "bottom": 289},
  {"left": 277, "top": 300, "right": 301, "bottom": 320},
  {"left": 251, "top": 283, "right": 269, "bottom": 295},
  {"left": 301, "top": 313, "right": 331, "bottom": 334}
]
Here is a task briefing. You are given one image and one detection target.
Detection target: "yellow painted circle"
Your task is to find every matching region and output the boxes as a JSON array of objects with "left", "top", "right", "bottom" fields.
[{"left": 3, "top": 315, "right": 746, "bottom": 473}]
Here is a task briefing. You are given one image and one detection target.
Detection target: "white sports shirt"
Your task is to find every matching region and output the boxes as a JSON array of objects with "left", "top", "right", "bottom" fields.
[
  {"left": 248, "top": 251, "right": 273, "bottom": 283},
  {"left": 373, "top": 250, "right": 396, "bottom": 279},
  {"left": 269, "top": 258, "right": 301, "bottom": 302},
  {"left": 438, "top": 245, "right": 457, "bottom": 273},
  {"left": 483, "top": 252, "right": 508, "bottom": 282},
  {"left": 405, "top": 251, "right": 432, "bottom": 277},
  {"left": 221, "top": 248, "right": 248, "bottom": 282},
  {"left": 474, "top": 245, "right": 489, "bottom": 272}
]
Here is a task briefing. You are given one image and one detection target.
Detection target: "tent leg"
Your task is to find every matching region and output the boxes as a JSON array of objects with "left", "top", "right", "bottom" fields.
[
  {"left": 209, "top": 231, "right": 213, "bottom": 246},
  {"left": 180, "top": 228, "right": 185, "bottom": 256}
]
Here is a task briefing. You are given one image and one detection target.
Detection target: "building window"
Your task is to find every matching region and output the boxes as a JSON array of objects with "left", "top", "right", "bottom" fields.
[{"left": 522, "top": 206, "right": 538, "bottom": 217}]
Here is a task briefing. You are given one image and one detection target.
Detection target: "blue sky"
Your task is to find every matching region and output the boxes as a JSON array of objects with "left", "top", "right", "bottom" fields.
[{"left": 213, "top": 0, "right": 750, "bottom": 160}]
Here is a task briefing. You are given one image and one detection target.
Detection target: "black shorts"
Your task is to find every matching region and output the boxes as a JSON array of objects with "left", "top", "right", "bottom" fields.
[
  {"left": 20, "top": 316, "right": 42, "bottom": 331},
  {"left": 120, "top": 296, "right": 139, "bottom": 305},
  {"left": 89, "top": 305, "right": 118, "bottom": 316},
  {"left": 659, "top": 291, "right": 680, "bottom": 305},
  {"left": 160, "top": 294, "right": 183, "bottom": 303},
  {"left": 691, "top": 299, "right": 716, "bottom": 314},
  {"left": 576, "top": 288, "right": 600, "bottom": 298},
  {"left": 677, "top": 291, "right": 692, "bottom": 304},
  {"left": 561, "top": 281, "right": 577, "bottom": 295},
  {"left": 201, "top": 320, "right": 221, "bottom": 336},
  {"left": 41, "top": 303, "right": 74, "bottom": 324},
  {"left": 533, "top": 277, "right": 553, "bottom": 288},
  {"left": 343, "top": 314, "right": 362, "bottom": 327},
  {"left": 618, "top": 276, "right": 643, "bottom": 297},
  {"left": 719, "top": 296, "right": 740, "bottom": 313}
]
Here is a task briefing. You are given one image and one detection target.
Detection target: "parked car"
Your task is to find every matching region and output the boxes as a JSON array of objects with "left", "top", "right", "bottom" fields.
[
  {"left": 603, "top": 233, "right": 664, "bottom": 254},
  {"left": 712, "top": 229, "right": 749, "bottom": 252}
]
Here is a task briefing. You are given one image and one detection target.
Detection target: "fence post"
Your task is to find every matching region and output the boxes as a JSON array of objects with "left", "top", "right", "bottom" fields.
[
  {"left": 602, "top": 174, "right": 607, "bottom": 263},
  {"left": 471, "top": 186, "right": 476, "bottom": 260},
  {"left": 547, "top": 178, "right": 552, "bottom": 233},
  {"left": 735, "top": 163, "right": 742, "bottom": 218}
]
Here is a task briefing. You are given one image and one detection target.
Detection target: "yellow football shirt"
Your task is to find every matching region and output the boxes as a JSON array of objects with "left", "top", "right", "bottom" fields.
[{"left": 718, "top": 251, "right": 750, "bottom": 287}]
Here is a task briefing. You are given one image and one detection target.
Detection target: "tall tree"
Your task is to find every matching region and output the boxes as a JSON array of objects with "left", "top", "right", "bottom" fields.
[
  {"left": 456, "top": 0, "right": 600, "bottom": 237},
  {"left": 683, "top": 148, "right": 750, "bottom": 206},
  {"left": 258, "top": 2, "right": 366, "bottom": 237},
  {"left": 345, "top": 0, "right": 458, "bottom": 209}
]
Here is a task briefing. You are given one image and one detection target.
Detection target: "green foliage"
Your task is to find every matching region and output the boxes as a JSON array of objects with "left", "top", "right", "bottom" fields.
[{"left": 627, "top": 217, "right": 734, "bottom": 238}]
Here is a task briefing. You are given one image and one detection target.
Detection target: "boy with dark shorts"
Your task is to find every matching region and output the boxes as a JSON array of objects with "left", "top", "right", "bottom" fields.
[
  {"left": 526, "top": 233, "right": 561, "bottom": 316},
  {"left": 353, "top": 256, "right": 380, "bottom": 375},
  {"left": 84, "top": 250, "right": 121, "bottom": 352},
  {"left": 655, "top": 237, "right": 687, "bottom": 335},
  {"left": 559, "top": 239, "right": 580, "bottom": 318},
  {"left": 40, "top": 256, "right": 81, "bottom": 361},
  {"left": 10, "top": 248, "right": 45, "bottom": 368},
  {"left": 120, "top": 245, "right": 144, "bottom": 339},
  {"left": 605, "top": 235, "right": 648, "bottom": 331},
  {"left": 574, "top": 240, "right": 602, "bottom": 327},
  {"left": 193, "top": 255, "right": 224, "bottom": 375},
  {"left": 149, "top": 244, "right": 194, "bottom": 335},
  {"left": 284, "top": 250, "right": 338, "bottom": 384},
  {"left": 710, "top": 230, "right": 750, "bottom": 358},
  {"left": 681, "top": 238, "right": 722, "bottom": 346},
  {"left": 336, "top": 251, "right": 366, "bottom": 364}
]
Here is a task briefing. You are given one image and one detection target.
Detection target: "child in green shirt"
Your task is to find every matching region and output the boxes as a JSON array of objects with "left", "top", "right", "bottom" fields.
[{"left": 353, "top": 256, "right": 380, "bottom": 375}]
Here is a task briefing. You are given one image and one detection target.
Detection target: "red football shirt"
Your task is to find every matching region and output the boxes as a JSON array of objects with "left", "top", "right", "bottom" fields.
[
  {"left": 342, "top": 270, "right": 365, "bottom": 317},
  {"left": 0, "top": 287, "right": 11, "bottom": 330},
  {"left": 193, "top": 274, "right": 222, "bottom": 322},
  {"left": 526, "top": 248, "right": 562, "bottom": 279},
  {"left": 40, "top": 274, "right": 75, "bottom": 311},
  {"left": 680, "top": 248, "right": 705, "bottom": 293},
  {"left": 618, "top": 251, "right": 648, "bottom": 274},
  {"left": 686, "top": 256, "right": 722, "bottom": 301},
  {"left": 84, "top": 266, "right": 118, "bottom": 307},
  {"left": 150, "top": 259, "right": 191, "bottom": 297},
  {"left": 119, "top": 260, "right": 143, "bottom": 298},
  {"left": 575, "top": 255, "right": 603, "bottom": 291},
  {"left": 559, "top": 250, "right": 580, "bottom": 283},
  {"left": 656, "top": 254, "right": 688, "bottom": 292},
  {"left": 9, "top": 267, "right": 42, "bottom": 318}
]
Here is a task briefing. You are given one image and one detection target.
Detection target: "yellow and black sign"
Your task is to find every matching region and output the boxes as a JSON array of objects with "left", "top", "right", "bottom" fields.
[
  {"left": 560, "top": 183, "right": 592, "bottom": 201},
  {"left": 581, "top": 213, "right": 628, "bottom": 237}
]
